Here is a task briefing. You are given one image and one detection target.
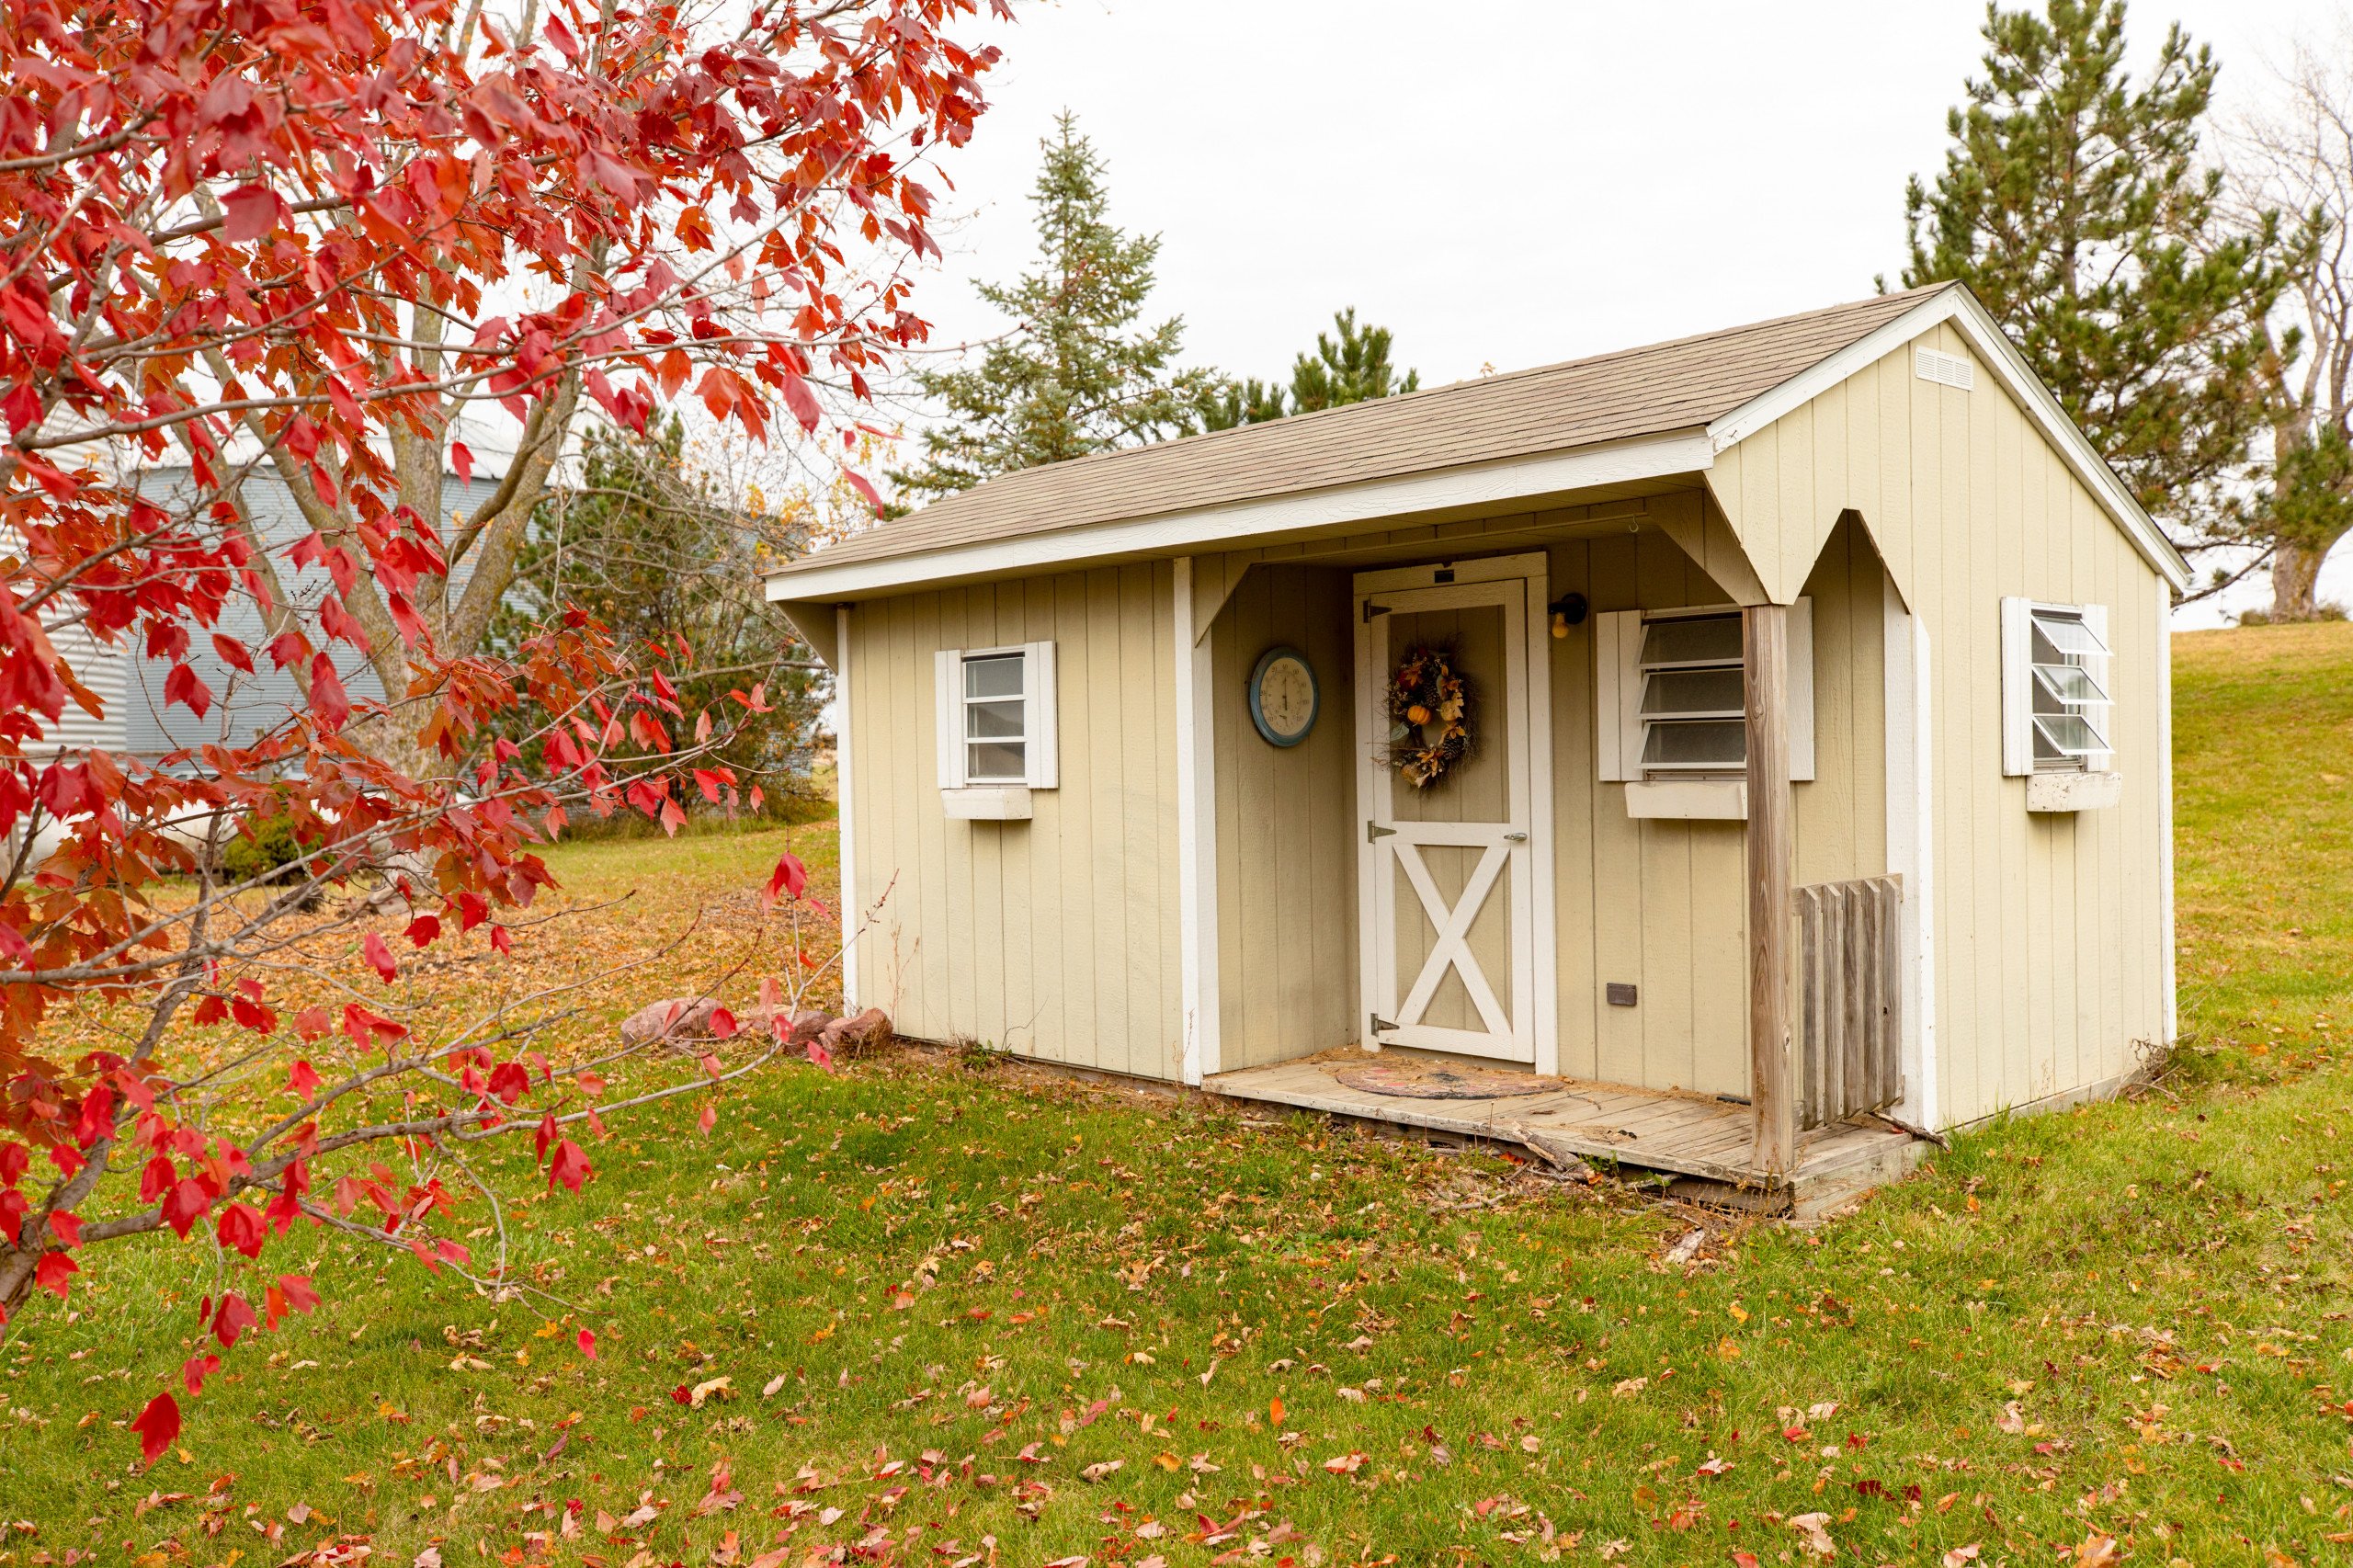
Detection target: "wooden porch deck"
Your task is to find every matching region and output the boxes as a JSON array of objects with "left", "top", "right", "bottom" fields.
[{"left": 1206, "top": 1055, "right": 1925, "bottom": 1216}]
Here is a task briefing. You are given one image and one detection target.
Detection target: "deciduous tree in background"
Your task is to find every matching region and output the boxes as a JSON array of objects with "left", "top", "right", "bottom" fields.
[
  {"left": 1898, "top": 0, "right": 2293, "bottom": 590},
  {"left": 891, "top": 112, "right": 1217, "bottom": 499},
  {"left": 2233, "top": 39, "right": 2353, "bottom": 621},
  {"left": 0, "top": 0, "right": 998, "bottom": 1457}
]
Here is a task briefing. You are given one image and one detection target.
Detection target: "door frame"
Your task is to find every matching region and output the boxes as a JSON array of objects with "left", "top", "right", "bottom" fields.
[{"left": 1351, "top": 552, "right": 1558, "bottom": 1075}]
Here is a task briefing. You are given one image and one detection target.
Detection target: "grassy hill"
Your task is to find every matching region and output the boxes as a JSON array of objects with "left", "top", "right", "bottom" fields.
[{"left": 3, "top": 628, "right": 2351, "bottom": 1567}]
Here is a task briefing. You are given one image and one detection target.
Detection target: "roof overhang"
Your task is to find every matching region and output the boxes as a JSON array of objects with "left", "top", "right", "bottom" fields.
[
  {"left": 766, "top": 428, "right": 1717, "bottom": 603},
  {"left": 1706, "top": 287, "right": 2192, "bottom": 594}
]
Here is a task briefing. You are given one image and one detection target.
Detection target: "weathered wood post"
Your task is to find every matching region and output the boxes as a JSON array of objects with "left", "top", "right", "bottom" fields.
[{"left": 1745, "top": 603, "right": 1798, "bottom": 1175}]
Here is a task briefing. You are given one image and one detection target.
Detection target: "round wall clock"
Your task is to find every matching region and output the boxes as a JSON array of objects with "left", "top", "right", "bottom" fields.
[{"left": 1248, "top": 645, "right": 1319, "bottom": 748}]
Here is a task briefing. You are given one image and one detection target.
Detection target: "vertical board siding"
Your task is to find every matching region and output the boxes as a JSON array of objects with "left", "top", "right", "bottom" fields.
[
  {"left": 843, "top": 565, "right": 1182, "bottom": 1076},
  {"left": 1208, "top": 564, "right": 1360, "bottom": 1069},
  {"left": 1542, "top": 523, "right": 1887, "bottom": 1100},
  {"left": 1708, "top": 322, "right": 2168, "bottom": 1126}
]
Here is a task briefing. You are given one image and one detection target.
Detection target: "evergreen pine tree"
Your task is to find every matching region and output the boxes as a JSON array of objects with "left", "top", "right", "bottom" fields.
[
  {"left": 892, "top": 114, "right": 1216, "bottom": 499},
  {"left": 1898, "top": 0, "right": 2290, "bottom": 567},
  {"left": 1288, "top": 307, "right": 1421, "bottom": 413}
]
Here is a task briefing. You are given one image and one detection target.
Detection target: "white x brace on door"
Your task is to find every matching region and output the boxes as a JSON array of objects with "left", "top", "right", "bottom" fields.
[{"left": 1355, "top": 555, "right": 1555, "bottom": 1069}]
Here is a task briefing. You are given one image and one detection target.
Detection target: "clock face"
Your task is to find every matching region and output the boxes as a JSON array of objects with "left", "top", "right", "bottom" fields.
[{"left": 1250, "top": 647, "right": 1318, "bottom": 747}]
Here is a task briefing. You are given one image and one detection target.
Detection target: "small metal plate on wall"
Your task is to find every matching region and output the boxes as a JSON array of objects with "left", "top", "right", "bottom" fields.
[{"left": 1605, "top": 983, "right": 1638, "bottom": 1007}]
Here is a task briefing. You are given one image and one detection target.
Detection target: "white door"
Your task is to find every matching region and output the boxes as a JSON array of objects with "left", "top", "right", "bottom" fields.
[{"left": 1355, "top": 557, "right": 1551, "bottom": 1065}]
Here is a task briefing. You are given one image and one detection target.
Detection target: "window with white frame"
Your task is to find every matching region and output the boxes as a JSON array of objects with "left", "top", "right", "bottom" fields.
[
  {"left": 1596, "top": 602, "right": 1814, "bottom": 792},
  {"left": 2001, "top": 599, "right": 2110, "bottom": 776},
  {"left": 934, "top": 642, "right": 1059, "bottom": 792}
]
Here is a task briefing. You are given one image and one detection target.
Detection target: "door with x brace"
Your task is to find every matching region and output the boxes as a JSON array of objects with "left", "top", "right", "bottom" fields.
[{"left": 1356, "top": 561, "right": 1542, "bottom": 1064}]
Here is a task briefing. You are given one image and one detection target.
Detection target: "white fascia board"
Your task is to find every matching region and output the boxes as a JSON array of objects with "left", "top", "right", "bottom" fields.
[
  {"left": 764, "top": 430, "right": 1716, "bottom": 602},
  {"left": 1706, "top": 288, "right": 2191, "bottom": 595}
]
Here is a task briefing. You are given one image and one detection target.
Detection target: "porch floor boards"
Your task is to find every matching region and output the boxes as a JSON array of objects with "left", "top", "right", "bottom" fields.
[{"left": 1205, "top": 1055, "right": 1921, "bottom": 1198}]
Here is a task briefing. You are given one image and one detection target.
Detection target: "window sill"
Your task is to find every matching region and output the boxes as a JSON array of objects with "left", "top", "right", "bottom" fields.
[
  {"left": 2025, "top": 769, "right": 2121, "bottom": 813},
  {"left": 1625, "top": 778, "right": 1747, "bottom": 821},
  {"left": 942, "top": 786, "right": 1034, "bottom": 821}
]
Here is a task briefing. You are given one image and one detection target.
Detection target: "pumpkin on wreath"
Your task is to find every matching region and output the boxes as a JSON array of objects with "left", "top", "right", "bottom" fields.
[{"left": 1379, "top": 643, "right": 1473, "bottom": 788}]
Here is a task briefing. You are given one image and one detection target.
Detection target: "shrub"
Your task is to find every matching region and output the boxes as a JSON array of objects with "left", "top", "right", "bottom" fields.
[{"left": 220, "top": 812, "right": 310, "bottom": 890}]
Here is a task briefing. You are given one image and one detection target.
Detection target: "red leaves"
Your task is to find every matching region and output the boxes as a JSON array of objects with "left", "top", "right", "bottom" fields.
[
  {"left": 404, "top": 915, "right": 441, "bottom": 949},
  {"left": 763, "top": 852, "right": 809, "bottom": 912},
  {"left": 160, "top": 1178, "right": 212, "bottom": 1239},
  {"left": 361, "top": 931, "right": 398, "bottom": 983},
  {"left": 287, "top": 1060, "right": 321, "bottom": 1100},
  {"left": 266, "top": 1273, "right": 319, "bottom": 1328},
  {"left": 308, "top": 653, "right": 351, "bottom": 729},
  {"left": 342, "top": 1004, "right": 406, "bottom": 1050},
  {"left": 131, "top": 1393, "right": 180, "bottom": 1463},
  {"left": 216, "top": 1201, "right": 266, "bottom": 1258},
  {"left": 487, "top": 1062, "right": 530, "bottom": 1105},
  {"left": 576, "top": 1329, "right": 597, "bottom": 1360},
  {"left": 163, "top": 661, "right": 213, "bottom": 719},
  {"left": 220, "top": 186, "right": 278, "bottom": 243},
  {"left": 181, "top": 1353, "right": 222, "bottom": 1395},
  {"left": 210, "top": 1292, "right": 257, "bottom": 1347},
  {"left": 546, "top": 1138, "right": 592, "bottom": 1194},
  {"left": 33, "top": 1249, "right": 76, "bottom": 1299},
  {"left": 277, "top": 1273, "right": 320, "bottom": 1315}
]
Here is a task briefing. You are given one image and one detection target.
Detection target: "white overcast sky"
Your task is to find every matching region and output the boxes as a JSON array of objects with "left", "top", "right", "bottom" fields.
[{"left": 895, "top": 0, "right": 2351, "bottom": 625}]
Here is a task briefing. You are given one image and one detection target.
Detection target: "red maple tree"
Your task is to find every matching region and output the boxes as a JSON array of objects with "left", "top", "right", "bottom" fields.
[{"left": 0, "top": 0, "right": 999, "bottom": 1458}]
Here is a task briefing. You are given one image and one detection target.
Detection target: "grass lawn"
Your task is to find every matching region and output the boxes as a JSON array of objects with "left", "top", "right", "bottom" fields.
[{"left": 5, "top": 627, "right": 2353, "bottom": 1567}]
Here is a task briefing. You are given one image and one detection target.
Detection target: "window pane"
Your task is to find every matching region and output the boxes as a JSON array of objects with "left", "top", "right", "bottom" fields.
[
  {"left": 2029, "top": 612, "right": 2108, "bottom": 661},
  {"left": 1641, "top": 667, "right": 1745, "bottom": 717},
  {"left": 1641, "top": 719, "right": 1747, "bottom": 768},
  {"left": 2031, "top": 663, "right": 2109, "bottom": 707},
  {"left": 964, "top": 653, "right": 1024, "bottom": 699},
  {"left": 2030, "top": 711, "right": 2108, "bottom": 756},
  {"left": 965, "top": 698, "right": 1024, "bottom": 739},
  {"left": 967, "top": 741, "right": 1026, "bottom": 781},
  {"left": 1639, "top": 614, "right": 1743, "bottom": 666}
]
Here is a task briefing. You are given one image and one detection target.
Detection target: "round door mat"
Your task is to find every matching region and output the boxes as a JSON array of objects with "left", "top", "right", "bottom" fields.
[{"left": 1332, "top": 1062, "right": 1552, "bottom": 1099}]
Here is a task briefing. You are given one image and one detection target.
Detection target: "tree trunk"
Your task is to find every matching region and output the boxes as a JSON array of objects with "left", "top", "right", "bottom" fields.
[{"left": 2272, "top": 539, "right": 2328, "bottom": 620}]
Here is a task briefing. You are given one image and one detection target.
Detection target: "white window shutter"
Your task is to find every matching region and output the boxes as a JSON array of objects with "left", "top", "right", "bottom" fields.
[
  {"left": 1023, "top": 640, "right": 1059, "bottom": 789},
  {"left": 1595, "top": 610, "right": 1643, "bottom": 782},
  {"left": 933, "top": 648, "right": 965, "bottom": 790},
  {"left": 2081, "top": 603, "right": 2111, "bottom": 770},
  {"left": 1999, "top": 597, "right": 2032, "bottom": 777},
  {"left": 1788, "top": 597, "right": 1815, "bottom": 782}
]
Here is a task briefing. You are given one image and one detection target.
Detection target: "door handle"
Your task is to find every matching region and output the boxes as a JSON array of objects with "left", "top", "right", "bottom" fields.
[{"left": 1503, "top": 831, "right": 1529, "bottom": 843}]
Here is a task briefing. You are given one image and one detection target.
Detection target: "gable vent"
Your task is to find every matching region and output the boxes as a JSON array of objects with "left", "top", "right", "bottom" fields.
[{"left": 1915, "top": 347, "right": 1975, "bottom": 392}]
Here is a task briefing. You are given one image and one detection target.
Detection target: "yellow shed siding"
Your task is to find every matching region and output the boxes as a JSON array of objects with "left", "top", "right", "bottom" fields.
[
  {"left": 1541, "top": 516, "right": 1888, "bottom": 1098},
  {"left": 1205, "top": 564, "right": 1361, "bottom": 1069},
  {"left": 1709, "top": 323, "right": 2169, "bottom": 1126},
  {"left": 842, "top": 564, "right": 1184, "bottom": 1076}
]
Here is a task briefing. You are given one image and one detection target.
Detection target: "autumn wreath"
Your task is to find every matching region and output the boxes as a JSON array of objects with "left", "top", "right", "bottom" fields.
[{"left": 1381, "top": 644, "right": 1473, "bottom": 789}]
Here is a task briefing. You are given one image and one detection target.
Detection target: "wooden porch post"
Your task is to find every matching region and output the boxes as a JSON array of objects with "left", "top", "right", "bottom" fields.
[{"left": 1745, "top": 603, "right": 1798, "bottom": 1174}]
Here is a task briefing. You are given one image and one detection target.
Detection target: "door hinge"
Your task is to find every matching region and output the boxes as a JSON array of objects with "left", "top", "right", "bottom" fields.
[
  {"left": 1370, "top": 1014, "right": 1398, "bottom": 1036},
  {"left": 1362, "top": 601, "right": 1392, "bottom": 623},
  {"left": 1366, "top": 822, "right": 1396, "bottom": 842}
]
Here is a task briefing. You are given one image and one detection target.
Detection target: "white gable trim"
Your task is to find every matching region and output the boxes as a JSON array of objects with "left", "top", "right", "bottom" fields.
[
  {"left": 1706, "top": 287, "right": 2191, "bottom": 594},
  {"left": 765, "top": 431, "right": 1716, "bottom": 603}
]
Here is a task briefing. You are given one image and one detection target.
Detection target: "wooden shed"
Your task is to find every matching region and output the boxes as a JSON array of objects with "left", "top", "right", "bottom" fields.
[{"left": 767, "top": 283, "right": 2186, "bottom": 1208}]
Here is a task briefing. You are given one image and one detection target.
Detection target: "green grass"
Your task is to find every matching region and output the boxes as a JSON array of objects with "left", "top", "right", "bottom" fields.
[{"left": 6, "top": 629, "right": 2353, "bottom": 1567}]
